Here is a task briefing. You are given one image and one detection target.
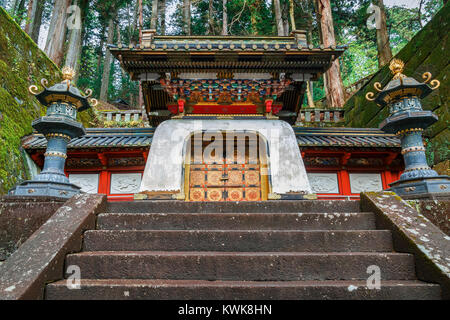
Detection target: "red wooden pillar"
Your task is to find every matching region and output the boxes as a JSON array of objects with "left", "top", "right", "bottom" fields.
[
  {"left": 98, "top": 171, "right": 109, "bottom": 194},
  {"left": 265, "top": 99, "right": 273, "bottom": 113},
  {"left": 178, "top": 99, "right": 185, "bottom": 114},
  {"left": 383, "top": 170, "right": 393, "bottom": 190},
  {"left": 339, "top": 170, "right": 351, "bottom": 195},
  {"left": 98, "top": 153, "right": 109, "bottom": 195}
]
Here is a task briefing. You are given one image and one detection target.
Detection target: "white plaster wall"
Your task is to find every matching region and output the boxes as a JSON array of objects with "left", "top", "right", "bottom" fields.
[{"left": 139, "top": 119, "right": 312, "bottom": 194}]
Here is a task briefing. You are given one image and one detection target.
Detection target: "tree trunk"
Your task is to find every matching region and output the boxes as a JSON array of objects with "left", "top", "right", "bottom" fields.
[
  {"left": 316, "top": 0, "right": 345, "bottom": 108},
  {"left": 374, "top": 0, "right": 393, "bottom": 67},
  {"left": 138, "top": 0, "right": 143, "bottom": 44},
  {"left": 116, "top": 24, "right": 125, "bottom": 77},
  {"left": 130, "top": 0, "right": 139, "bottom": 45},
  {"left": 45, "top": 0, "right": 72, "bottom": 66},
  {"left": 96, "top": 25, "right": 106, "bottom": 73},
  {"left": 273, "top": 0, "right": 284, "bottom": 36},
  {"left": 100, "top": 17, "right": 115, "bottom": 102},
  {"left": 150, "top": 0, "right": 158, "bottom": 29},
  {"left": 208, "top": 0, "right": 214, "bottom": 35},
  {"left": 222, "top": 0, "right": 228, "bottom": 35},
  {"left": 65, "top": 0, "right": 86, "bottom": 72},
  {"left": 306, "top": 23, "right": 315, "bottom": 108},
  {"left": 250, "top": 0, "right": 260, "bottom": 35},
  {"left": 289, "top": 0, "right": 295, "bottom": 31},
  {"left": 183, "top": 0, "right": 191, "bottom": 35},
  {"left": 282, "top": 1, "right": 289, "bottom": 35},
  {"left": 158, "top": 0, "right": 166, "bottom": 34},
  {"left": 138, "top": 0, "right": 144, "bottom": 109},
  {"left": 29, "top": 0, "right": 44, "bottom": 43},
  {"left": 306, "top": 81, "right": 315, "bottom": 108},
  {"left": 24, "top": 0, "right": 34, "bottom": 34}
]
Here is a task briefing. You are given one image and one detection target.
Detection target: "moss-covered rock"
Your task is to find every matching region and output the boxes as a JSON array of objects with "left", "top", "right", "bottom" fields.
[
  {"left": 344, "top": 3, "right": 449, "bottom": 165},
  {"left": 0, "top": 7, "right": 93, "bottom": 194}
]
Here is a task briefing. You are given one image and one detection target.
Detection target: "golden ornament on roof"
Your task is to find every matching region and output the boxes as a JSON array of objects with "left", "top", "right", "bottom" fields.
[
  {"left": 62, "top": 66, "right": 75, "bottom": 81},
  {"left": 389, "top": 58, "right": 405, "bottom": 79}
]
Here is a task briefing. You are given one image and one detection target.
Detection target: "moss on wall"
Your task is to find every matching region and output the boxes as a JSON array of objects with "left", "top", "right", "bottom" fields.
[
  {"left": 0, "top": 7, "right": 94, "bottom": 194},
  {"left": 344, "top": 3, "right": 449, "bottom": 165}
]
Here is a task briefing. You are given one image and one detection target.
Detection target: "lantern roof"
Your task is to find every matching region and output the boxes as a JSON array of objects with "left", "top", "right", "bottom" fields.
[
  {"left": 29, "top": 66, "right": 97, "bottom": 111},
  {"left": 366, "top": 59, "right": 440, "bottom": 107}
]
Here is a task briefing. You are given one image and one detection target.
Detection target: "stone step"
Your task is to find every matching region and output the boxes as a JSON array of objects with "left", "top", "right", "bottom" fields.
[
  {"left": 65, "top": 251, "right": 416, "bottom": 281},
  {"left": 97, "top": 212, "right": 375, "bottom": 231},
  {"left": 106, "top": 200, "right": 361, "bottom": 214},
  {"left": 83, "top": 230, "right": 393, "bottom": 252},
  {"left": 45, "top": 279, "right": 441, "bottom": 300}
]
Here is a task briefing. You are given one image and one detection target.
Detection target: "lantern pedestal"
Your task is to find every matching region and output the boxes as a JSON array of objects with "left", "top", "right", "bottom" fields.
[{"left": 388, "top": 177, "right": 450, "bottom": 200}]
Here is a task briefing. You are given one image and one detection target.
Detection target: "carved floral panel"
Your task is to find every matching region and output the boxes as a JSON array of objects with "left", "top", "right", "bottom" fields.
[
  {"left": 307, "top": 173, "right": 339, "bottom": 194},
  {"left": 110, "top": 173, "right": 142, "bottom": 194},
  {"left": 69, "top": 174, "right": 99, "bottom": 193},
  {"left": 349, "top": 173, "right": 383, "bottom": 193}
]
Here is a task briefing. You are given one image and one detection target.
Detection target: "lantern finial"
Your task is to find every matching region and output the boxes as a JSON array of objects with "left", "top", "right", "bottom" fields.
[
  {"left": 62, "top": 66, "right": 75, "bottom": 81},
  {"left": 389, "top": 58, "right": 405, "bottom": 80}
]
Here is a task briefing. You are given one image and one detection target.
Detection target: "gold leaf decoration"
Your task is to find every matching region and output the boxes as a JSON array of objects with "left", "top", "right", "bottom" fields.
[
  {"left": 374, "top": 82, "right": 383, "bottom": 92},
  {"left": 430, "top": 79, "right": 440, "bottom": 90},
  {"left": 422, "top": 72, "right": 432, "bottom": 83},
  {"left": 365, "top": 91, "right": 376, "bottom": 101}
]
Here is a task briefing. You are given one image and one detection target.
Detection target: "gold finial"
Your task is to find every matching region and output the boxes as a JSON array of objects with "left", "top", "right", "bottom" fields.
[
  {"left": 389, "top": 59, "right": 405, "bottom": 80},
  {"left": 62, "top": 66, "right": 75, "bottom": 81}
]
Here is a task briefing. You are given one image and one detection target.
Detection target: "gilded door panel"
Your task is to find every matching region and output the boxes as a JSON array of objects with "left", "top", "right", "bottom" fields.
[
  {"left": 244, "top": 170, "right": 260, "bottom": 186},
  {"left": 188, "top": 145, "right": 263, "bottom": 201},
  {"left": 227, "top": 188, "right": 244, "bottom": 201},
  {"left": 190, "top": 170, "right": 206, "bottom": 187},
  {"left": 226, "top": 170, "right": 244, "bottom": 186},
  {"left": 190, "top": 188, "right": 205, "bottom": 201},
  {"left": 206, "top": 170, "right": 224, "bottom": 186},
  {"left": 245, "top": 188, "right": 261, "bottom": 201},
  {"left": 206, "top": 188, "right": 224, "bottom": 201}
]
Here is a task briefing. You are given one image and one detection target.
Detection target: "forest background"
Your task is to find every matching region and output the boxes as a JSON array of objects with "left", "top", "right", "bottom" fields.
[{"left": 0, "top": 0, "right": 445, "bottom": 110}]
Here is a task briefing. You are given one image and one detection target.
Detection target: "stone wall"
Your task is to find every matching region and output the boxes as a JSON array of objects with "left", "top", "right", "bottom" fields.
[
  {"left": 344, "top": 3, "right": 449, "bottom": 166},
  {"left": 0, "top": 8, "right": 94, "bottom": 194},
  {"left": 415, "top": 200, "right": 450, "bottom": 236},
  {"left": 0, "top": 196, "right": 66, "bottom": 261}
]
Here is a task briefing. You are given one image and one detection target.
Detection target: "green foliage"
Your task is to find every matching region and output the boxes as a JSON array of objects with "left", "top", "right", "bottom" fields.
[
  {"left": 0, "top": 7, "right": 61, "bottom": 194},
  {"left": 344, "top": 2, "right": 449, "bottom": 165}
]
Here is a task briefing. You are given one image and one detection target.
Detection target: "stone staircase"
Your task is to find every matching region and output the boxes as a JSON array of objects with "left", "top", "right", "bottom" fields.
[{"left": 45, "top": 200, "right": 441, "bottom": 299}]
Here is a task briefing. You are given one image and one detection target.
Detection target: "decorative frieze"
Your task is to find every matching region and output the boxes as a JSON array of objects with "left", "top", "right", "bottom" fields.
[
  {"left": 347, "top": 158, "right": 384, "bottom": 167},
  {"left": 108, "top": 157, "right": 146, "bottom": 167},
  {"left": 304, "top": 157, "right": 339, "bottom": 167},
  {"left": 66, "top": 158, "right": 102, "bottom": 168}
]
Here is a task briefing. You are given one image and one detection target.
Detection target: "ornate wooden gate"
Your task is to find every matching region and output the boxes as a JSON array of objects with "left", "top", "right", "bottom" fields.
[{"left": 189, "top": 163, "right": 262, "bottom": 201}]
